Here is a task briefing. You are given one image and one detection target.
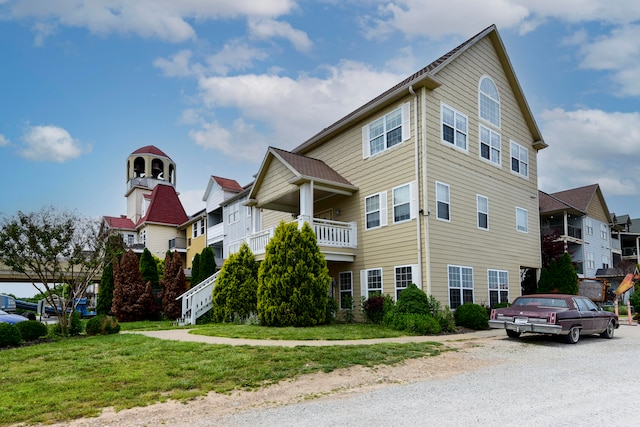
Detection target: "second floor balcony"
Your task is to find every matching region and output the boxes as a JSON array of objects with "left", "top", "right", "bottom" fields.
[
  {"left": 541, "top": 225, "right": 583, "bottom": 242},
  {"left": 230, "top": 217, "right": 358, "bottom": 262}
]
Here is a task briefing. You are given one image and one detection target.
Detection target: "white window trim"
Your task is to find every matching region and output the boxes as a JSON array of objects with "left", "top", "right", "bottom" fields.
[
  {"left": 585, "top": 218, "right": 593, "bottom": 235},
  {"left": 362, "top": 103, "right": 411, "bottom": 159},
  {"left": 360, "top": 268, "right": 383, "bottom": 298},
  {"left": 394, "top": 264, "right": 418, "bottom": 300},
  {"left": 516, "top": 207, "right": 528, "bottom": 233},
  {"left": 586, "top": 252, "right": 595, "bottom": 269},
  {"left": 479, "top": 124, "right": 501, "bottom": 166},
  {"left": 448, "top": 264, "right": 474, "bottom": 308},
  {"left": 392, "top": 181, "right": 418, "bottom": 224},
  {"left": 436, "top": 181, "right": 451, "bottom": 222},
  {"left": 600, "top": 223, "right": 608, "bottom": 240},
  {"left": 441, "top": 103, "right": 468, "bottom": 152},
  {"left": 487, "top": 269, "right": 509, "bottom": 306},
  {"left": 478, "top": 75, "right": 501, "bottom": 128},
  {"left": 510, "top": 140, "right": 529, "bottom": 179},
  {"left": 339, "top": 271, "right": 353, "bottom": 310},
  {"left": 365, "top": 191, "right": 388, "bottom": 230},
  {"left": 477, "top": 194, "right": 489, "bottom": 230}
]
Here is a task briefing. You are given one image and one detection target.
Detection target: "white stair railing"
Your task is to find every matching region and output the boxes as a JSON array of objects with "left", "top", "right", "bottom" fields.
[{"left": 175, "top": 271, "right": 220, "bottom": 326}]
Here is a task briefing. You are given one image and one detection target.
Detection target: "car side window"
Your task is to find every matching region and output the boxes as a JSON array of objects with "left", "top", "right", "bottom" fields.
[
  {"left": 574, "top": 298, "right": 589, "bottom": 312},
  {"left": 582, "top": 298, "right": 599, "bottom": 311}
]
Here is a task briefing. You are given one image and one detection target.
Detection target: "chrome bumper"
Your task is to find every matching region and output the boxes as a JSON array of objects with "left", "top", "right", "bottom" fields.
[{"left": 489, "top": 320, "right": 563, "bottom": 335}]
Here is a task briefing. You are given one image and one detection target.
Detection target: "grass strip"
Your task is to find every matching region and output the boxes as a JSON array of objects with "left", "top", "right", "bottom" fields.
[{"left": 1, "top": 333, "right": 445, "bottom": 426}]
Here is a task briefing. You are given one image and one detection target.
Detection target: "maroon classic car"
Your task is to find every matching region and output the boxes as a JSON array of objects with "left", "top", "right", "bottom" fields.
[{"left": 489, "top": 294, "right": 618, "bottom": 344}]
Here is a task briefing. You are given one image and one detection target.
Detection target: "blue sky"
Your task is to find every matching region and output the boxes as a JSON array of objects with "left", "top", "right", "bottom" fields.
[{"left": 1, "top": 0, "right": 639, "bottom": 225}]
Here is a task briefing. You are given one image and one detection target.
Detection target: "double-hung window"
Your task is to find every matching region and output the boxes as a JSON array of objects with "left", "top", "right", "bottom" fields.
[
  {"left": 488, "top": 269, "right": 508, "bottom": 306},
  {"left": 516, "top": 207, "right": 528, "bottom": 233},
  {"left": 586, "top": 252, "right": 595, "bottom": 269},
  {"left": 585, "top": 218, "right": 593, "bottom": 235},
  {"left": 339, "top": 272, "right": 353, "bottom": 309},
  {"left": 362, "top": 103, "right": 410, "bottom": 158},
  {"left": 600, "top": 223, "right": 608, "bottom": 240},
  {"left": 477, "top": 195, "right": 488, "bottom": 230},
  {"left": 510, "top": 141, "right": 528, "bottom": 178},
  {"left": 365, "top": 192, "right": 387, "bottom": 230},
  {"left": 448, "top": 265, "right": 473, "bottom": 309},
  {"left": 480, "top": 125, "right": 501, "bottom": 165},
  {"left": 395, "top": 265, "right": 417, "bottom": 300},
  {"left": 361, "top": 268, "right": 383, "bottom": 298},
  {"left": 436, "top": 182, "right": 450, "bottom": 221},
  {"left": 441, "top": 104, "right": 467, "bottom": 151},
  {"left": 392, "top": 182, "right": 417, "bottom": 223},
  {"left": 228, "top": 203, "right": 239, "bottom": 223}
]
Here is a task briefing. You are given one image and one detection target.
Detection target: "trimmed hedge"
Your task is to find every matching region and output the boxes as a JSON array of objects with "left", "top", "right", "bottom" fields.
[
  {"left": 86, "top": 315, "right": 121, "bottom": 336},
  {"left": 15, "top": 320, "right": 48, "bottom": 341},
  {"left": 0, "top": 322, "right": 22, "bottom": 347},
  {"left": 454, "top": 303, "right": 489, "bottom": 330}
]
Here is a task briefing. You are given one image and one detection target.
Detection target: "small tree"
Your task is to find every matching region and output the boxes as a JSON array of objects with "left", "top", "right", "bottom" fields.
[
  {"left": 112, "top": 250, "right": 148, "bottom": 322},
  {"left": 191, "top": 253, "right": 201, "bottom": 287},
  {"left": 537, "top": 253, "right": 578, "bottom": 295},
  {"left": 257, "top": 222, "right": 330, "bottom": 327},
  {"left": 199, "top": 246, "right": 217, "bottom": 283},
  {"left": 96, "top": 260, "right": 115, "bottom": 315},
  {"left": 212, "top": 243, "right": 258, "bottom": 322},
  {"left": 139, "top": 248, "right": 160, "bottom": 290},
  {"left": 0, "top": 207, "right": 114, "bottom": 336},
  {"left": 162, "top": 251, "right": 186, "bottom": 320}
]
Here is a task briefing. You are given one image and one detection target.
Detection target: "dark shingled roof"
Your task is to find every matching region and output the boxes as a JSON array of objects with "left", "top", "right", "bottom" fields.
[
  {"left": 211, "top": 176, "right": 243, "bottom": 192},
  {"left": 271, "top": 147, "right": 353, "bottom": 186},
  {"left": 539, "top": 184, "right": 600, "bottom": 214}
]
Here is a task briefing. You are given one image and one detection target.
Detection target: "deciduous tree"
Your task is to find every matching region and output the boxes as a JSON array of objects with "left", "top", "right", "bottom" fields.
[{"left": 162, "top": 251, "right": 186, "bottom": 320}]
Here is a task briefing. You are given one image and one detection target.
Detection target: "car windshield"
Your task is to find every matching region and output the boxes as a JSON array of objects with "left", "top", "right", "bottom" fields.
[{"left": 513, "top": 297, "right": 568, "bottom": 308}]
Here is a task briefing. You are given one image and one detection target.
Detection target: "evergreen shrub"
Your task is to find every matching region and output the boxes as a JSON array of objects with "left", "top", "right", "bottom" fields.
[
  {"left": 15, "top": 320, "right": 48, "bottom": 341},
  {"left": 0, "top": 322, "right": 22, "bottom": 347},
  {"left": 213, "top": 242, "right": 258, "bottom": 323},
  {"left": 396, "top": 284, "right": 430, "bottom": 315},
  {"left": 86, "top": 314, "right": 121, "bottom": 335},
  {"left": 454, "top": 303, "right": 489, "bottom": 330}
]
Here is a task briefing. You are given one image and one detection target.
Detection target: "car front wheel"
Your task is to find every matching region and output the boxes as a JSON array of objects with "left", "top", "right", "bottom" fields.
[
  {"left": 566, "top": 327, "right": 580, "bottom": 344},
  {"left": 600, "top": 320, "right": 615, "bottom": 339}
]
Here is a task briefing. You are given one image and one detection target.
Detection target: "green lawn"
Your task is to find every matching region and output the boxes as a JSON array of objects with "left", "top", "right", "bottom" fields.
[
  {"left": 191, "top": 323, "right": 412, "bottom": 340},
  {"left": 0, "top": 325, "right": 447, "bottom": 426}
]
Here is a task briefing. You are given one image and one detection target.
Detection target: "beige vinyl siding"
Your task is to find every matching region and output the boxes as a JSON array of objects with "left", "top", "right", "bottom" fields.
[
  {"left": 186, "top": 233, "right": 206, "bottom": 269},
  {"left": 254, "top": 158, "right": 297, "bottom": 207},
  {"left": 143, "top": 224, "right": 185, "bottom": 259},
  {"left": 299, "top": 100, "right": 422, "bottom": 298},
  {"left": 586, "top": 194, "right": 610, "bottom": 224},
  {"left": 424, "top": 36, "right": 541, "bottom": 306}
]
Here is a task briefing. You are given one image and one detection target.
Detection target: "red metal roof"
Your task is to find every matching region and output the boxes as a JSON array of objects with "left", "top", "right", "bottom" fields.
[
  {"left": 103, "top": 215, "right": 136, "bottom": 230},
  {"left": 212, "top": 176, "right": 243, "bottom": 192},
  {"left": 137, "top": 184, "right": 188, "bottom": 226},
  {"left": 131, "top": 145, "right": 171, "bottom": 159}
]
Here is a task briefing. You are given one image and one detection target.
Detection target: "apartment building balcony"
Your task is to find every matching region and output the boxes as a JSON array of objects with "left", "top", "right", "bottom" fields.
[
  {"left": 168, "top": 236, "right": 187, "bottom": 252},
  {"left": 541, "top": 225, "right": 583, "bottom": 243},
  {"left": 231, "top": 217, "right": 357, "bottom": 262}
]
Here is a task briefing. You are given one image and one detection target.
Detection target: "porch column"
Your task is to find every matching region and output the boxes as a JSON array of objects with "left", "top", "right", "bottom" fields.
[{"left": 299, "top": 182, "right": 313, "bottom": 224}]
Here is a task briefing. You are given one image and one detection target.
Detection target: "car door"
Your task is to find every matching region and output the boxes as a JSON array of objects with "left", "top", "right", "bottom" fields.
[
  {"left": 582, "top": 297, "right": 608, "bottom": 332},
  {"left": 573, "top": 297, "right": 595, "bottom": 333}
]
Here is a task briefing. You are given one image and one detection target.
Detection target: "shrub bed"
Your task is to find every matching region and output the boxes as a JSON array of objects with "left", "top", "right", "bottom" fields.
[
  {"left": 454, "top": 303, "right": 489, "bottom": 330},
  {"left": 15, "top": 320, "right": 48, "bottom": 341},
  {"left": 0, "top": 322, "right": 22, "bottom": 347}
]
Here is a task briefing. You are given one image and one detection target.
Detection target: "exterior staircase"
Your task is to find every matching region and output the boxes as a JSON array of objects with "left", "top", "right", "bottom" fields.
[{"left": 175, "top": 271, "right": 220, "bottom": 326}]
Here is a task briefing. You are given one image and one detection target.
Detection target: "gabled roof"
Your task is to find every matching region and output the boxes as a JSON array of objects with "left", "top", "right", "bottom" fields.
[
  {"left": 131, "top": 145, "right": 171, "bottom": 159},
  {"left": 103, "top": 215, "right": 136, "bottom": 230},
  {"left": 202, "top": 175, "right": 244, "bottom": 201},
  {"left": 540, "top": 184, "right": 612, "bottom": 224},
  {"left": 137, "top": 184, "right": 188, "bottom": 227},
  {"left": 248, "top": 147, "right": 358, "bottom": 201},
  {"left": 294, "top": 24, "right": 545, "bottom": 155}
]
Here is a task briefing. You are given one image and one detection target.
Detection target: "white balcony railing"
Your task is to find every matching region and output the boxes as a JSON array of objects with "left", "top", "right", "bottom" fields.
[
  {"left": 175, "top": 271, "right": 220, "bottom": 325},
  {"left": 232, "top": 217, "right": 357, "bottom": 256}
]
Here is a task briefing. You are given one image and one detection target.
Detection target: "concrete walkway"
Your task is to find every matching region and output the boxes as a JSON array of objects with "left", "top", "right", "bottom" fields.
[{"left": 125, "top": 328, "right": 504, "bottom": 347}]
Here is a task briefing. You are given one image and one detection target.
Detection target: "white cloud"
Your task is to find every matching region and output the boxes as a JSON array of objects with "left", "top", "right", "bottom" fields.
[
  {"left": 0, "top": 134, "right": 9, "bottom": 146},
  {"left": 153, "top": 50, "right": 196, "bottom": 77},
  {"left": 205, "top": 40, "right": 269, "bottom": 76},
  {"left": 192, "top": 60, "right": 403, "bottom": 159},
  {"left": 19, "top": 125, "right": 90, "bottom": 162},
  {"left": 538, "top": 108, "right": 640, "bottom": 198},
  {"left": 248, "top": 17, "right": 312, "bottom": 52},
  {"left": 178, "top": 188, "right": 206, "bottom": 216},
  {"left": 7, "top": 0, "right": 297, "bottom": 43}
]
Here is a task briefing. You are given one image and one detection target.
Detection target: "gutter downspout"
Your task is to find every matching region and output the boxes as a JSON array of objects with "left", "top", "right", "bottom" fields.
[
  {"left": 420, "top": 87, "right": 432, "bottom": 295},
  {"left": 409, "top": 85, "right": 423, "bottom": 289}
]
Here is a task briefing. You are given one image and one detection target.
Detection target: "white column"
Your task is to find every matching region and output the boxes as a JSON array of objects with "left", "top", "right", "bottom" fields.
[{"left": 299, "top": 182, "right": 313, "bottom": 224}]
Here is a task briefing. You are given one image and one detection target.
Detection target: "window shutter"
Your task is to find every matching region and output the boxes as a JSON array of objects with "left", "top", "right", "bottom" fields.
[
  {"left": 362, "top": 125, "right": 370, "bottom": 159},
  {"left": 360, "top": 270, "right": 368, "bottom": 298},
  {"left": 379, "top": 191, "right": 388, "bottom": 227},
  {"left": 402, "top": 102, "right": 411, "bottom": 141},
  {"left": 410, "top": 264, "right": 421, "bottom": 288},
  {"left": 410, "top": 181, "right": 419, "bottom": 219}
]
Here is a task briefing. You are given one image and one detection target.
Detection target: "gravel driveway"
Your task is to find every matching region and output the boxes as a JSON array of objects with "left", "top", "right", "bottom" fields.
[{"left": 217, "top": 324, "right": 639, "bottom": 427}]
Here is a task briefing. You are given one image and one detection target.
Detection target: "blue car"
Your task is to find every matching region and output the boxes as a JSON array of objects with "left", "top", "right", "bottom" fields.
[{"left": 0, "top": 309, "right": 28, "bottom": 324}]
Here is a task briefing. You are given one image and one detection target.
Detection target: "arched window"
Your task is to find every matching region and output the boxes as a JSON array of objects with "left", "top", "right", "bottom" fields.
[{"left": 479, "top": 77, "right": 500, "bottom": 127}]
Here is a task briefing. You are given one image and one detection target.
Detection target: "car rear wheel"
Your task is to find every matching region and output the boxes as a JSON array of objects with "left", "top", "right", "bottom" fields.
[
  {"left": 600, "top": 320, "right": 615, "bottom": 339},
  {"left": 566, "top": 327, "right": 580, "bottom": 344},
  {"left": 506, "top": 330, "right": 521, "bottom": 339}
]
